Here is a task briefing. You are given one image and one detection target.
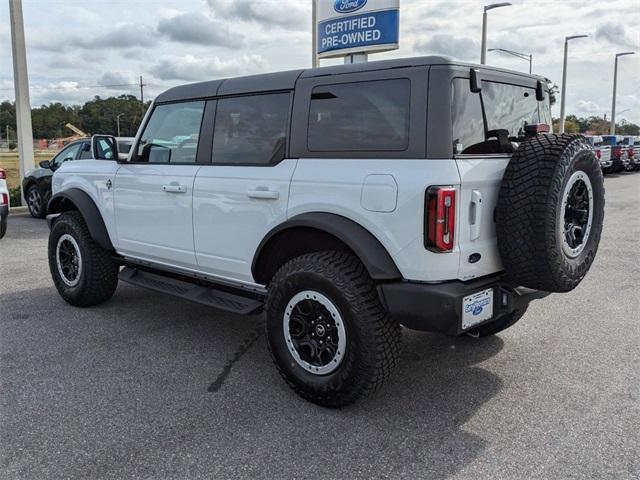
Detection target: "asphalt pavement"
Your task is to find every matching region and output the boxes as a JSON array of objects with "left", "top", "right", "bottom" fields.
[{"left": 0, "top": 172, "right": 639, "bottom": 480}]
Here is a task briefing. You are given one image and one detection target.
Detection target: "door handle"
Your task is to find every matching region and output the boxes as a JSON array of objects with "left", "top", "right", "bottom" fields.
[
  {"left": 247, "top": 188, "right": 279, "bottom": 200},
  {"left": 162, "top": 183, "right": 187, "bottom": 193},
  {"left": 470, "top": 190, "right": 483, "bottom": 241}
]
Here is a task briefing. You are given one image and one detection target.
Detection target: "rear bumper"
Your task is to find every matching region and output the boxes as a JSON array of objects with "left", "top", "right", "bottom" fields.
[
  {"left": 600, "top": 160, "right": 613, "bottom": 168},
  {"left": 379, "top": 274, "right": 549, "bottom": 336},
  {"left": 0, "top": 204, "right": 8, "bottom": 221}
]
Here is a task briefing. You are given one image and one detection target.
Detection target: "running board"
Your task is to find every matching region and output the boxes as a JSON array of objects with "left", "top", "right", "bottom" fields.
[{"left": 118, "top": 267, "right": 263, "bottom": 315}]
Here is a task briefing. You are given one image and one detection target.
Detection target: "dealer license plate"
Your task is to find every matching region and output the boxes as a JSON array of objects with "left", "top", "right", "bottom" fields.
[{"left": 462, "top": 288, "right": 494, "bottom": 330}]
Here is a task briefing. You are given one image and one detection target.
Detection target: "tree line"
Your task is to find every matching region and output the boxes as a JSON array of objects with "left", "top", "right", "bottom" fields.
[
  {"left": 0, "top": 95, "right": 151, "bottom": 141},
  {"left": 0, "top": 95, "right": 638, "bottom": 143},
  {"left": 552, "top": 115, "right": 639, "bottom": 136}
]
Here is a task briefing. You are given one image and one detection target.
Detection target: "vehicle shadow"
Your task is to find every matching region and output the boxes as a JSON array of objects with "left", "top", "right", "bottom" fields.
[{"left": 0, "top": 284, "right": 505, "bottom": 480}]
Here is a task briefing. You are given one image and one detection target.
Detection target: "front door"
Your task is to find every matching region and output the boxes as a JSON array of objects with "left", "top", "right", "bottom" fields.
[{"left": 114, "top": 100, "right": 206, "bottom": 270}]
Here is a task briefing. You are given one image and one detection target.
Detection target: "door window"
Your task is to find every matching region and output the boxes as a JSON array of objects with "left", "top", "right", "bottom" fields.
[
  {"left": 212, "top": 93, "right": 290, "bottom": 165},
  {"left": 52, "top": 142, "right": 82, "bottom": 168},
  {"left": 78, "top": 141, "right": 92, "bottom": 159},
  {"left": 136, "top": 101, "right": 205, "bottom": 164},
  {"left": 307, "top": 79, "right": 410, "bottom": 152}
]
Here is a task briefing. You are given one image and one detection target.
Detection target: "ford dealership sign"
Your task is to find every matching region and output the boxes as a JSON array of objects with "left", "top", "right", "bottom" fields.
[
  {"left": 317, "top": 0, "right": 399, "bottom": 59},
  {"left": 334, "top": 0, "right": 368, "bottom": 14}
]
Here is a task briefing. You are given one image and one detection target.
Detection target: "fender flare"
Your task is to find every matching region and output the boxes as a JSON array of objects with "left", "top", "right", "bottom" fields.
[
  {"left": 47, "top": 188, "right": 114, "bottom": 251},
  {"left": 252, "top": 212, "right": 402, "bottom": 282}
]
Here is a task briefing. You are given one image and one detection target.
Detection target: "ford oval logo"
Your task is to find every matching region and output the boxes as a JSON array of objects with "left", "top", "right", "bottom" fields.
[{"left": 334, "top": 0, "right": 367, "bottom": 14}]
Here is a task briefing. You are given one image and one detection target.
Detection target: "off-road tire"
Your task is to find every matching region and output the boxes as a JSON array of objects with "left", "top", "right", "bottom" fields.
[
  {"left": 26, "top": 185, "right": 47, "bottom": 219},
  {"left": 266, "top": 251, "right": 401, "bottom": 407},
  {"left": 469, "top": 307, "right": 527, "bottom": 337},
  {"left": 497, "top": 134, "right": 604, "bottom": 292},
  {"left": 48, "top": 211, "right": 119, "bottom": 307}
]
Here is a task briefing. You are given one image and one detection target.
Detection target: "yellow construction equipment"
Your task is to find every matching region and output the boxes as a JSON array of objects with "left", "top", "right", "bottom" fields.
[{"left": 65, "top": 123, "right": 88, "bottom": 138}]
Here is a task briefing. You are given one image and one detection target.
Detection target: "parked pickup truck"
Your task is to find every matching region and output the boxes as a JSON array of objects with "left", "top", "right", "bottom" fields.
[
  {"left": 586, "top": 135, "right": 612, "bottom": 173},
  {"left": 620, "top": 135, "right": 640, "bottom": 171},
  {"left": 45, "top": 57, "right": 605, "bottom": 407}
]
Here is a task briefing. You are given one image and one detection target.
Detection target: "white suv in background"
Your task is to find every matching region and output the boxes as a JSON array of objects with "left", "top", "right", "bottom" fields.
[{"left": 45, "top": 57, "right": 605, "bottom": 407}]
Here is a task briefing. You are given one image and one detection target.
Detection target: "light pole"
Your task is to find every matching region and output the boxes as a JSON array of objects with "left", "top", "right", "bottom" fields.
[
  {"left": 481, "top": 3, "right": 512, "bottom": 65},
  {"left": 116, "top": 113, "right": 124, "bottom": 137},
  {"left": 488, "top": 48, "right": 532, "bottom": 73},
  {"left": 610, "top": 52, "right": 635, "bottom": 135},
  {"left": 9, "top": 0, "right": 35, "bottom": 204},
  {"left": 559, "top": 34, "right": 589, "bottom": 133}
]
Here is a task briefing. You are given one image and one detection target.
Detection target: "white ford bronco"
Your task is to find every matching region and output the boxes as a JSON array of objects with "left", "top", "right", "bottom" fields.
[{"left": 46, "top": 57, "right": 605, "bottom": 407}]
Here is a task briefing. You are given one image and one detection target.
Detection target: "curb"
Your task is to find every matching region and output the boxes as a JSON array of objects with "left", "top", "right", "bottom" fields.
[{"left": 9, "top": 206, "right": 29, "bottom": 213}]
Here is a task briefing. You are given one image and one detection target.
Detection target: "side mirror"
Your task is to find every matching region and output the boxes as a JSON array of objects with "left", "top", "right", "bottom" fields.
[
  {"left": 91, "top": 135, "right": 118, "bottom": 160},
  {"left": 39, "top": 160, "right": 51, "bottom": 169}
]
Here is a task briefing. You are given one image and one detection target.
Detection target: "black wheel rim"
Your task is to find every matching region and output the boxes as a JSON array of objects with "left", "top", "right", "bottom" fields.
[
  {"left": 28, "top": 189, "right": 41, "bottom": 215},
  {"left": 561, "top": 171, "right": 593, "bottom": 258},
  {"left": 283, "top": 291, "right": 346, "bottom": 375},
  {"left": 56, "top": 234, "right": 82, "bottom": 286}
]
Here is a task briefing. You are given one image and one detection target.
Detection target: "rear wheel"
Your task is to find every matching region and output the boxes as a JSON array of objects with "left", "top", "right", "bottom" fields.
[
  {"left": 266, "top": 251, "right": 400, "bottom": 407},
  {"left": 26, "top": 185, "right": 46, "bottom": 219},
  {"left": 48, "top": 211, "right": 119, "bottom": 306}
]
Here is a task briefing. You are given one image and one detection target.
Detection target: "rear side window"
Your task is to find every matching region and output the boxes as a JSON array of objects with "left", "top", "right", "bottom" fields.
[
  {"left": 482, "top": 82, "right": 540, "bottom": 138},
  {"left": 137, "top": 101, "right": 205, "bottom": 164},
  {"left": 212, "top": 93, "right": 289, "bottom": 165},
  {"left": 307, "top": 79, "right": 410, "bottom": 152}
]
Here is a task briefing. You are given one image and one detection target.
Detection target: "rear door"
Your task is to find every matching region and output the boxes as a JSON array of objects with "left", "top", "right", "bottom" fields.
[
  {"left": 193, "top": 92, "right": 295, "bottom": 284},
  {"left": 114, "top": 100, "right": 206, "bottom": 269},
  {"left": 452, "top": 76, "right": 549, "bottom": 281}
]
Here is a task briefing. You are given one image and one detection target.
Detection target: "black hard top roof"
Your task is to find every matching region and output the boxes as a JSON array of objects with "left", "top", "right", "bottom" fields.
[{"left": 155, "top": 55, "right": 548, "bottom": 103}]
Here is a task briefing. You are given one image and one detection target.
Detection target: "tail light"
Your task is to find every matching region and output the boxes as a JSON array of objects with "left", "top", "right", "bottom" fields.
[
  {"left": 612, "top": 146, "right": 622, "bottom": 159},
  {"left": 0, "top": 169, "right": 7, "bottom": 205},
  {"left": 425, "top": 186, "right": 456, "bottom": 252},
  {"left": 628, "top": 147, "right": 634, "bottom": 158},
  {"left": 595, "top": 149, "right": 601, "bottom": 159}
]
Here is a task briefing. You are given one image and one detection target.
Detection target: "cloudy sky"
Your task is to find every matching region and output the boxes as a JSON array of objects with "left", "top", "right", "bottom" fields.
[{"left": 1, "top": 0, "right": 639, "bottom": 123}]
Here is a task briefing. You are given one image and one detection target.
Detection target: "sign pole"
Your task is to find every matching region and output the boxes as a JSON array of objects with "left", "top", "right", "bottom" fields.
[{"left": 312, "top": 0, "right": 318, "bottom": 68}]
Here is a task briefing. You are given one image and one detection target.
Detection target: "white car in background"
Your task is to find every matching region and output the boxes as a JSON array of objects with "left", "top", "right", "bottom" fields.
[{"left": 0, "top": 168, "right": 9, "bottom": 238}]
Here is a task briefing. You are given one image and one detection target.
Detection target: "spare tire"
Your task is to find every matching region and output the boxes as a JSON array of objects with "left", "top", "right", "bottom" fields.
[{"left": 496, "top": 134, "right": 604, "bottom": 293}]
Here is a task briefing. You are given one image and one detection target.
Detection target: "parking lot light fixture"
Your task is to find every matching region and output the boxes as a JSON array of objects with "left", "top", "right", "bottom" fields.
[
  {"left": 488, "top": 48, "right": 533, "bottom": 73},
  {"left": 559, "top": 34, "right": 589, "bottom": 133},
  {"left": 481, "top": 3, "right": 512, "bottom": 64},
  {"left": 610, "top": 52, "right": 636, "bottom": 135}
]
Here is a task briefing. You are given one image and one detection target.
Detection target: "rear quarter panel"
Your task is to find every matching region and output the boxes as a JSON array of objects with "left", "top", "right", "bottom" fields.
[{"left": 288, "top": 158, "right": 462, "bottom": 282}]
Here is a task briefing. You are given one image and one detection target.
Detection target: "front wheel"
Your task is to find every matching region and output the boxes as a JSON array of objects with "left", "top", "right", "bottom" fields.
[
  {"left": 26, "top": 185, "right": 47, "bottom": 219},
  {"left": 48, "top": 211, "right": 119, "bottom": 307},
  {"left": 266, "top": 251, "right": 400, "bottom": 407}
]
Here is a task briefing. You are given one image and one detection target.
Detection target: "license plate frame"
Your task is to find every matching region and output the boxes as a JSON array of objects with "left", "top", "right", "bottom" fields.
[{"left": 462, "top": 288, "right": 494, "bottom": 330}]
